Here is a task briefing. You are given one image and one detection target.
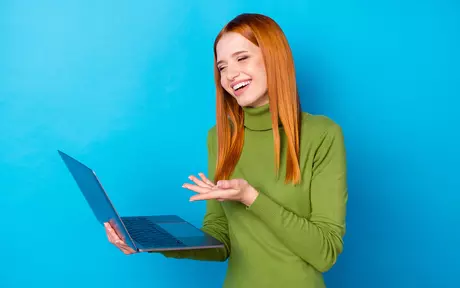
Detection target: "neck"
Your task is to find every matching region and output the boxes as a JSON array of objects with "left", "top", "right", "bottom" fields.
[{"left": 249, "top": 96, "right": 269, "bottom": 108}]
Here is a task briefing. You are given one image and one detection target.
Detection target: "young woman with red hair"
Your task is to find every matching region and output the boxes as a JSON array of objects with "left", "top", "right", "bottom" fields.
[{"left": 105, "top": 13, "right": 348, "bottom": 288}]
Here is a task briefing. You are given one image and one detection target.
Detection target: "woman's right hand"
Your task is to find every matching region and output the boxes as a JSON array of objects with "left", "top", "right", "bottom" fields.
[{"left": 104, "top": 222, "right": 137, "bottom": 255}]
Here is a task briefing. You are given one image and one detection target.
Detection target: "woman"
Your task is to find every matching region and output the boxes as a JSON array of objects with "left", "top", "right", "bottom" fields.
[{"left": 104, "top": 13, "right": 348, "bottom": 288}]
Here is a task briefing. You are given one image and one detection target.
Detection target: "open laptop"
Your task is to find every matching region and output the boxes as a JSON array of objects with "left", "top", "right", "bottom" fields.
[{"left": 58, "top": 150, "right": 224, "bottom": 252}]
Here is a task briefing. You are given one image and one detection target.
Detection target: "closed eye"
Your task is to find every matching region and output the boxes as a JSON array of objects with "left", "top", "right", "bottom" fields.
[{"left": 237, "top": 56, "right": 249, "bottom": 61}]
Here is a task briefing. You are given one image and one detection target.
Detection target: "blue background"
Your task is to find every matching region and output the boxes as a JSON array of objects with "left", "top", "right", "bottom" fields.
[{"left": 1, "top": 1, "right": 458, "bottom": 287}]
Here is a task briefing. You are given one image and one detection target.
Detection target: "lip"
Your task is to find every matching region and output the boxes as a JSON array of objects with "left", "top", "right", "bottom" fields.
[{"left": 230, "top": 79, "right": 252, "bottom": 89}]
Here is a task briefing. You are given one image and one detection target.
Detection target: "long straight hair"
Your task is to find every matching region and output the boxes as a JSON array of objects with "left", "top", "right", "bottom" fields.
[{"left": 213, "top": 13, "right": 301, "bottom": 184}]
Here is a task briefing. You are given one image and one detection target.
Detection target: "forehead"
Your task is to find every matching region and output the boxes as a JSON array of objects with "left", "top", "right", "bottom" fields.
[{"left": 215, "top": 32, "right": 259, "bottom": 60}]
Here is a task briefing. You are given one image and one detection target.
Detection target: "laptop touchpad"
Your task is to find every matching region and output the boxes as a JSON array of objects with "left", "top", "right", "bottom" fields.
[{"left": 157, "top": 222, "right": 205, "bottom": 238}]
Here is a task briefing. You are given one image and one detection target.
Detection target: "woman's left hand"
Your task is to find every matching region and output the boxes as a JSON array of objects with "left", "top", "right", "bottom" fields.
[{"left": 182, "top": 173, "right": 259, "bottom": 206}]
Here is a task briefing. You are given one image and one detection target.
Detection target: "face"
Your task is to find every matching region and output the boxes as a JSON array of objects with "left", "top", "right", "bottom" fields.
[{"left": 215, "top": 32, "right": 268, "bottom": 107}]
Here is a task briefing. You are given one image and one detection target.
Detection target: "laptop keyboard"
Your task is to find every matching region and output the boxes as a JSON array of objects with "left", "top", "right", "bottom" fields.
[{"left": 122, "top": 216, "right": 186, "bottom": 248}]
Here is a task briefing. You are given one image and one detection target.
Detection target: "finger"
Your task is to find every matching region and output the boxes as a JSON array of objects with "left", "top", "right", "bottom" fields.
[
  {"left": 116, "top": 238, "right": 136, "bottom": 254},
  {"left": 182, "top": 183, "right": 212, "bottom": 194},
  {"left": 105, "top": 228, "right": 118, "bottom": 245},
  {"left": 105, "top": 223, "right": 118, "bottom": 239},
  {"left": 118, "top": 242, "right": 136, "bottom": 254},
  {"left": 105, "top": 223, "right": 122, "bottom": 244},
  {"left": 123, "top": 249, "right": 136, "bottom": 255},
  {"left": 104, "top": 223, "right": 132, "bottom": 253},
  {"left": 217, "top": 179, "right": 245, "bottom": 189},
  {"left": 188, "top": 175, "right": 210, "bottom": 188},
  {"left": 105, "top": 228, "right": 114, "bottom": 243},
  {"left": 104, "top": 223, "right": 115, "bottom": 243},
  {"left": 107, "top": 229, "right": 126, "bottom": 248},
  {"left": 198, "top": 173, "right": 215, "bottom": 186},
  {"left": 121, "top": 248, "right": 135, "bottom": 255},
  {"left": 190, "top": 189, "right": 236, "bottom": 201},
  {"left": 216, "top": 180, "right": 232, "bottom": 189}
]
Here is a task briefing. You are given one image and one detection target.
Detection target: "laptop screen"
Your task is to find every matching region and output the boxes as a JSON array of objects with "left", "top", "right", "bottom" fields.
[{"left": 58, "top": 150, "right": 136, "bottom": 249}]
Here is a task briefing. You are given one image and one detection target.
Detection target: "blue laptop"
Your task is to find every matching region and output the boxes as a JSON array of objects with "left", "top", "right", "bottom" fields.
[{"left": 58, "top": 150, "right": 224, "bottom": 252}]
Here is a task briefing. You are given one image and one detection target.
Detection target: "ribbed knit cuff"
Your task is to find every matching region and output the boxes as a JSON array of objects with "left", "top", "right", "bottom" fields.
[{"left": 245, "top": 191, "right": 280, "bottom": 224}]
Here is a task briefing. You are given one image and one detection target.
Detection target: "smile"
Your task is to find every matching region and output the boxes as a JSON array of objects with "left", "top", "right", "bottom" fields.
[
  {"left": 231, "top": 80, "right": 252, "bottom": 97},
  {"left": 232, "top": 80, "right": 252, "bottom": 91}
]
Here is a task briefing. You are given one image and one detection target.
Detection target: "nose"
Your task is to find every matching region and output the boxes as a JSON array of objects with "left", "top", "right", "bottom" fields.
[{"left": 226, "top": 66, "right": 240, "bottom": 81}]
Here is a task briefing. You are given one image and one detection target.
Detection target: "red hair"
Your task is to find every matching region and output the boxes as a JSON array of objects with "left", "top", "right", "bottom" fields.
[{"left": 213, "top": 13, "right": 301, "bottom": 184}]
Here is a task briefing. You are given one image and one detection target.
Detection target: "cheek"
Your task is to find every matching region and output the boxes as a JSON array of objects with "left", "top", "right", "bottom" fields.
[
  {"left": 220, "top": 76, "right": 232, "bottom": 93},
  {"left": 248, "top": 58, "right": 266, "bottom": 80},
  {"left": 251, "top": 62, "right": 267, "bottom": 88},
  {"left": 220, "top": 76, "right": 227, "bottom": 88},
  {"left": 256, "top": 60, "right": 267, "bottom": 78}
]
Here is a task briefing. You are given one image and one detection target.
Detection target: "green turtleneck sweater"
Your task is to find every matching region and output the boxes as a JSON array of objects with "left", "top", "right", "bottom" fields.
[{"left": 162, "top": 104, "right": 348, "bottom": 288}]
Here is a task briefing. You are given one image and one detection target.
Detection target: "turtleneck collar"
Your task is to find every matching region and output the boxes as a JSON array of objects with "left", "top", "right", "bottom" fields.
[{"left": 242, "top": 103, "right": 273, "bottom": 131}]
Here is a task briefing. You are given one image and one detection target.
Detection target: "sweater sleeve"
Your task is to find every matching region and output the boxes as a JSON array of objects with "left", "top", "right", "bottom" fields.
[
  {"left": 160, "top": 128, "right": 231, "bottom": 261},
  {"left": 246, "top": 122, "right": 348, "bottom": 272}
]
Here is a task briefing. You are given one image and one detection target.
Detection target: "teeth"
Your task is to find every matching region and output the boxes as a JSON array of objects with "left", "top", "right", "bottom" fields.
[{"left": 233, "top": 80, "right": 251, "bottom": 90}]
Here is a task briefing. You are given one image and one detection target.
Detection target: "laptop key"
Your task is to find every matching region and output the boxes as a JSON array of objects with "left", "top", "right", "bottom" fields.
[{"left": 122, "top": 217, "right": 186, "bottom": 248}]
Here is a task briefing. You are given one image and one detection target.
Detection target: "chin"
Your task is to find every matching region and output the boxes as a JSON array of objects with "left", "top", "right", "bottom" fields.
[
  {"left": 235, "top": 96, "right": 257, "bottom": 107},
  {"left": 238, "top": 95, "right": 268, "bottom": 108},
  {"left": 225, "top": 86, "right": 268, "bottom": 107}
]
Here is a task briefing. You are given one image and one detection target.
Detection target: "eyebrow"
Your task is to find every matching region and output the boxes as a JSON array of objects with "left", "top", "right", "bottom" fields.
[{"left": 216, "top": 50, "right": 248, "bottom": 66}]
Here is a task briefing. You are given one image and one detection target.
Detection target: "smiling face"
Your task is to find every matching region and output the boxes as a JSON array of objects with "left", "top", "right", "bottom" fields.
[{"left": 215, "top": 32, "right": 268, "bottom": 107}]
